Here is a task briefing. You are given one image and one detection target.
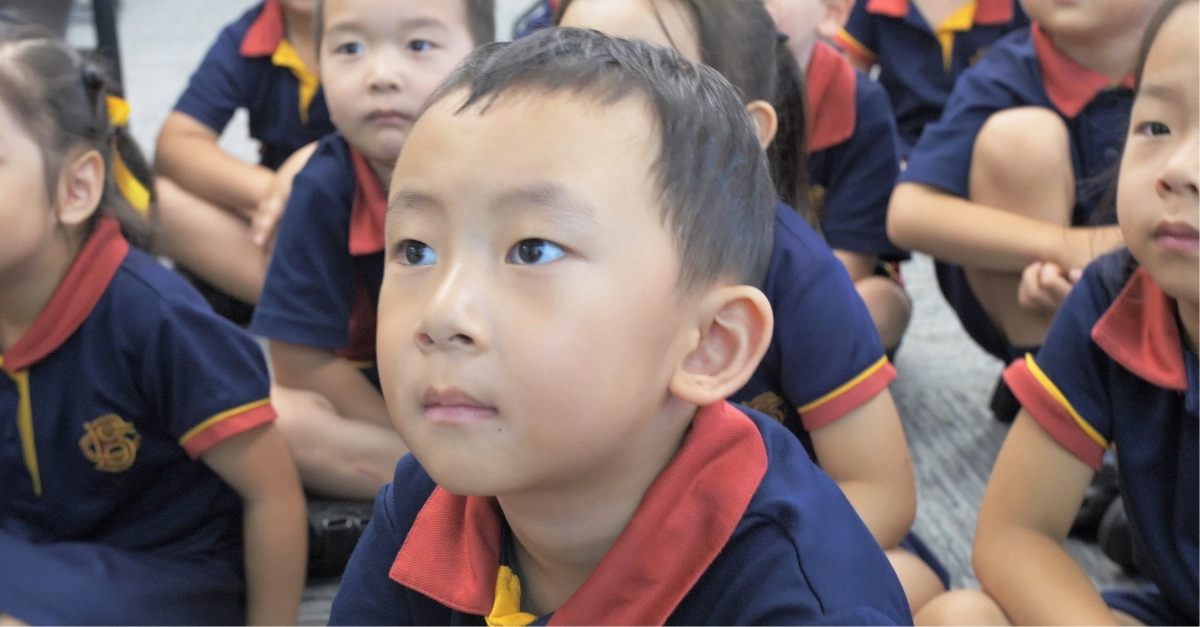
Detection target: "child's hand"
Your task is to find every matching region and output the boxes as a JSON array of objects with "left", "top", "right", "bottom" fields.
[
  {"left": 250, "top": 142, "right": 317, "bottom": 248},
  {"left": 1018, "top": 261, "right": 1082, "bottom": 314}
]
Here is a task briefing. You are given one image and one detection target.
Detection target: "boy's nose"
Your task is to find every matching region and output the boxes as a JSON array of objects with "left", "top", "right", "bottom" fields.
[
  {"left": 1156, "top": 133, "right": 1199, "bottom": 198},
  {"left": 366, "top": 51, "right": 403, "bottom": 92},
  {"left": 414, "top": 265, "right": 488, "bottom": 353}
]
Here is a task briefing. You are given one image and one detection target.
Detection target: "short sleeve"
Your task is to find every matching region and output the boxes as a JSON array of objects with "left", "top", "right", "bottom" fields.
[
  {"left": 837, "top": 0, "right": 878, "bottom": 66},
  {"left": 1003, "top": 266, "right": 1114, "bottom": 470},
  {"left": 173, "top": 19, "right": 255, "bottom": 135},
  {"left": 143, "top": 300, "right": 275, "bottom": 459},
  {"left": 250, "top": 143, "right": 356, "bottom": 351},
  {"left": 817, "top": 78, "right": 906, "bottom": 261}
]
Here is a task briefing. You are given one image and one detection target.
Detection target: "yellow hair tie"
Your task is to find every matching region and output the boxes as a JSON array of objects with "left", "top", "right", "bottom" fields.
[{"left": 103, "top": 95, "right": 150, "bottom": 216}]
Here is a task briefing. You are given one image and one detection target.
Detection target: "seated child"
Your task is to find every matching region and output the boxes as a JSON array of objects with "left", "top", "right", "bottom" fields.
[
  {"left": 836, "top": 0, "right": 1028, "bottom": 159},
  {"left": 249, "top": 0, "right": 494, "bottom": 500},
  {"left": 887, "top": 0, "right": 1162, "bottom": 418},
  {"left": 329, "top": 28, "right": 912, "bottom": 625},
  {"left": 560, "top": 0, "right": 946, "bottom": 612},
  {"left": 155, "top": 0, "right": 334, "bottom": 324},
  {"left": 916, "top": 2, "right": 1197, "bottom": 622},
  {"left": 766, "top": 0, "right": 913, "bottom": 355},
  {"left": 0, "top": 22, "right": 305, "bottom": 625}
]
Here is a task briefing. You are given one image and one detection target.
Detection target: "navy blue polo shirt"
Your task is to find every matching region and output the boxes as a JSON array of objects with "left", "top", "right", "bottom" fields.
[
  {"left": 901, "top": 24, "right": 1133, "bottom": 225},
  {"left": 804, "top": 41, "right": 908, "bottom": 263},
  {"left": 1004, "top": 251, "right": 1198, "bottom": 624},
  {"left": 733, "top": 201, "right": 895, "bottom": 446},
  {"left": 173, "top": 0, "right": 334, "bottom": 169},
  {"left": 0, "top": 218, "right": 276, "bottom": 624},
  {"left": 837, "top": 0, "right": 1027, "bottom": 157},
  {"left": 329, "top": 401, "right": 912, "bottom": 625},
  {"left": 251, "top": 133, "right": 384, "bottom": 385}
]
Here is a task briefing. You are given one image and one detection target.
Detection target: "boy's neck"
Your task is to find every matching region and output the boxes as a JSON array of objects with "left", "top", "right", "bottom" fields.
[
  {"left": 0, "top": 239, "right": 77, "bottom": 355},
  {"left": 912, "top": 0, "right": 972, "bottom": 31},
  {"left": 1179, "top": 300, "right": 1199, "bottom": 357},
  {"left": 282, "top": 8, "right": 317, "bottom": 71},
  {"left": 1044, "top": 27, "right": 1139, "bottom": 82},
  {"left": 368, "top": 158, "right": 395, "bottom": 191},
  {"left": 497, "top": 403, "right": 694, "bottom": 616}
]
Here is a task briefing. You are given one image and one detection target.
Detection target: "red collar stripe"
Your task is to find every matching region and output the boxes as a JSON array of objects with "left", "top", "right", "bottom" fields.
[
  {"left": 349, "top": 149, "right": 388, "bottom": 256},
  {"left": 806, "top": 41, "right": 858, "bottom": 153},
  {"left": 2, "top": 218, "right": 128, "bottom": 373},
  {"left": 389, "top": 401, "right": 768, "bottom": 624},
  {"left": 1031, "top": 23, "right": 1134, "bottom": 119},
  {"left": 1091, "top": 268, "right": 1189, "bottom": 391},
  {"left": 240, "top": 0, "right": 285, "bottom": 57}
]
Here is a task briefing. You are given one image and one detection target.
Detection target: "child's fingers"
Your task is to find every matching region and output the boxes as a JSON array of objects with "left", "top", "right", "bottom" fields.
[
  {"left": 1037, "top": 262, "right": 1074, "bottom": 305},
  {"left": 250, "top": 197, "right": 283, "bottom": 247},
  {"left": 1017, "top": 262, "right": 1046, "bottom": 310}
]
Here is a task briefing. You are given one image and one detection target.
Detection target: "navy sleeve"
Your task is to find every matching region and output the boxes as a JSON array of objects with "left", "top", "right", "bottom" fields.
[
  {"left": 172, "top": 8, "right": 258, "bottom": 135},
  {"left": 815, "top": 76, "right": 907, "bottom": 260},
  {"left": 250, "top": 141, "right": 356, "bottom": 351},
  {"left": 839, "top": 0, "right": 878, "bottom": 62}
]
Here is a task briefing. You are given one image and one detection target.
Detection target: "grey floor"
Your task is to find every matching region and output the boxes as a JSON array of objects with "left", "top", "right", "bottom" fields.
[{"left": 57, "top": 1, "right": 1131, "bottom": 623}]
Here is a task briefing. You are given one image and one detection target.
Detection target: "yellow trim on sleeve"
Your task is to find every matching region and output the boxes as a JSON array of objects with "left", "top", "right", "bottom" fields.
[
  {"left": 7, "top": 370, "right": 42, "bottom": 496},
  {"left": 179, "top": 398, "right": 272, "bottom": 447},
  {"left": 798, "top": 356, "right": 889, "bottom": 414},
  {"left": 1024, "top": 355, "right": 1108, "bottom": 449},
  {"left": 935, "top": 0, "right": 977, "bottom": 70},
  {"left": 836, "top": 28, "right": 877, "bottom": 62},
  {"left": 272, "top": 40, "right": 319, "bottom": 124}
]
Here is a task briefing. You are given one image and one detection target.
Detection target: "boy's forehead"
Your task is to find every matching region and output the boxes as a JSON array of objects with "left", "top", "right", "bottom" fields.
[{"left": 322, "top": 0, "right": 467, "bottom": 33}]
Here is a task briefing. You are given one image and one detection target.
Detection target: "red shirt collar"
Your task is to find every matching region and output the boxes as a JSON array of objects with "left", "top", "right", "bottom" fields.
[
  {"left": 1031, "top": 23, "right": 1135, "bottom": 119},
  {"left": 389, "top": 400, "right": 768, "bottom": 624},
  {"left": 349, "top": 148, "right": 388, "bottom": 256},
  {"left": 1091, "top": 267, "right": 1190, "bottom": 391},
  {"left": 865, "top": 0, "right": 1014, "bottom": 25},
  {"left": 1, "top": 218, "right": 128, "bottom": 373},
  {"left": 806, "top": 41, "right": 857, "bottom": 153},
  {"left": 240, "top": 0, "right": 285, "bottom": 58}
]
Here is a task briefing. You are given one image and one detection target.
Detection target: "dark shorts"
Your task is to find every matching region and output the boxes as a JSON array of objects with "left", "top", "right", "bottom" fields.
[
  {"left": 935, "top": 261, "right": 1019, "bottom": 362},
  {"left": 0, "top": 530, "right": 245, "bottom": 625},
  {"left": 899, "top": 531, "right": 951, "bottom": 589},
  {"left": 1104, "top": 584, "right": 1195, "bottom": 626}
]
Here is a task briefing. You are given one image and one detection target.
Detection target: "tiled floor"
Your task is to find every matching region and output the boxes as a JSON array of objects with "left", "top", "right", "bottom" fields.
[{"left": 58, "top": 1, "right": 1131, "bottom": 623}]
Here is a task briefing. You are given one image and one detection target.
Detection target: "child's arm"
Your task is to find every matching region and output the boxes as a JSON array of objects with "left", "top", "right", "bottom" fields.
[
  {"left": 251, "top": 142, "right": 318, "bottom": 247},
  {"left": 269, "top": 340, "right": 394, "bottom": 428},
  {"left": 201, "top": 423, "right": 307, "bottom": 626},
  {"left": 156, "top": 112, "right": 275, "bottom": 218},
  {"left": 808, "top": 389, "right": 915, "bottom": 548},
  {"left": 972, "top": 412, "right": 1118, "bottom": 624},
  {"left": 888, "top": 182, "right": 1124, "bottom": 273}
]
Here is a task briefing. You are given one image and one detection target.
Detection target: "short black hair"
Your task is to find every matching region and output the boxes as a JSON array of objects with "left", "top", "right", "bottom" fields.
[
  {"left": 315, "top": 0, "right": 495, "bottom": 55},
  {"left": 423, "top": 27, "right": 775, "bottom": 289}
]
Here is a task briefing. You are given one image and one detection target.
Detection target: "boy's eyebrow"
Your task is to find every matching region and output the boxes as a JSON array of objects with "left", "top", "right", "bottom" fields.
[
  {"left": 325, "top": 16, "right": 448, "bottom": 39},
  {"left": 1137, "top": 81, "right": 1183, "bottom": 104},
  {"left": 388, "top": 183, "right": 598, "bottom": 224}
]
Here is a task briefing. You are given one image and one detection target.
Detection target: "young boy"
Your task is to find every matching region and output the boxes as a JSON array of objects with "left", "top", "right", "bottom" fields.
[
  {"left": 836, "top": 0, "right": 1028, "bottom": 159},
  {"left": 155, "top": 0, "right": 333, "bottom": 324},
  {"left": 329, "top": 28, "right": 911, "bottom": 625},
  {"left": 249, "top": 0, "right": 494, "bottom": 500},
  {"left": 887, "top": 0, "right": 1162, "bottom": 418},
  {"left": 766, "top": 0, "right": 912, "bottom": 353}
]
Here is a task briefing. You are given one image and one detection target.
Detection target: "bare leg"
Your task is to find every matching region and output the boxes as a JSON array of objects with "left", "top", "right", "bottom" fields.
[
  {"left": 270, "top": 385, "right": 408, "bottom": 500},
  {"left": 887, "top": 546, "right": 946, "bottom": 616},
  {"left": 153, "top": 177, "right": 268, "bottom": 304},
  {"left": 915, "top": 589, "right": 1011, "bottom": 626},
  {"left": 857, "top": 275, "right": 912, "bottom": 352},
  {"left": 963, "top": 107, "right": 1076, "bottom": 349}
]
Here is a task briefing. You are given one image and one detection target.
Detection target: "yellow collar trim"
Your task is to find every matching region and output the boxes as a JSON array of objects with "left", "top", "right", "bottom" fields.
[
  {"left": 935, "top": 0, "right": 978, "bottom": 70},
  {"left": 486, "top": 565, "right": 538, "bottom": 626},
  {"left": 272, "top": 40, "right": 319, "bottom": 124}
]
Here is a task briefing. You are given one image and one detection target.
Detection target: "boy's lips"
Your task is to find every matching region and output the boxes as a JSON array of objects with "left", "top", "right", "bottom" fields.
[
  {"left": 367, "top": 109, "right": 412, "bottom": 126},
  {"left": 421, "top": 387, "right": 497, "bottom": 424},
  {"left": 1153, "top": 220, "right": 1200, "bottom": 254}
]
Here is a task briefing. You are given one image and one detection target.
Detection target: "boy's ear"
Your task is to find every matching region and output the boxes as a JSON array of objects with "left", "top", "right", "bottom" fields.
[
  {"left": 744, "top": 100, "right": 779, "bottom": 149},
  {"left": 670, "top": 285, "right": 774, "bottom": 406},
  {"left": 817, "top": 0, "right": 852, "bottom": 39},
  {"left": 55, "top": 148, "right": 105, "bottom": 227}
]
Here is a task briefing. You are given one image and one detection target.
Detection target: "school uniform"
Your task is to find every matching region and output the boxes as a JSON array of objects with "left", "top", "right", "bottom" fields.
[
  {"left": 836, "top": 0, "right": 1028, "bottom": 157},
  {"left": 0, "top": 218, "right": 277, "bottom": 625},
  {"left": 329, "top": 401, "right": 913, "bottom": 625},
  {"left": 250, "top": 132, "right": 384, "bottom": 387},
  {"left": 900, "top": 24, "right": 1133, "bottom": 361},
  {"left": 173, "top": 0, "right": 333, "bottom": 170},
  {"left": 804, "top": 41, "right": 908, "bottom": 266},
  {"left": 1003, "top": 250, "right": 1198, "bottom": 625}
]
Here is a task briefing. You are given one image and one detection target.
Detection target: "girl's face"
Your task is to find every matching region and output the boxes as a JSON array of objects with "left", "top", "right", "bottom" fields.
[
  {"left": 0, "top": 97, "right": 58, "bottom": 281},
  {"left": 1117, "top": 1, "right": 1199, "bottom": 305}
]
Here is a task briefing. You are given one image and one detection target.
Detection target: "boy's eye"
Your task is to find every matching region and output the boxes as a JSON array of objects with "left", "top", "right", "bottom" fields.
[
  {"left": 1137, "top": 121, "right": 1171, "bottom": 136},
  {"left": 507, "top": 239, "right": 565, "bottom": 265},
  {"left": 334, "top": 41, "right": 364, "bottom": 56},
  {"left": 397, "top": 239, "right": 437, "bottom": 266},
  {"left": 408, "top": 39, "right": 435, "bottom": 52}
]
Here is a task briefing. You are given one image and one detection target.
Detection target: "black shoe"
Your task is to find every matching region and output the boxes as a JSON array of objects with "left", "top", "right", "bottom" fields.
[
  {"left": 989, "top": 375, "right": 1021, "bottom": 424},
  {"left": 1070, "top": 462, "right": 1120, "bottom": 541},
  {"left": 1098, "top": 496, "right": 1141, "bottom": 575},
  {"left": 307, "top": 498, "right": 373, "bottom": 579}
]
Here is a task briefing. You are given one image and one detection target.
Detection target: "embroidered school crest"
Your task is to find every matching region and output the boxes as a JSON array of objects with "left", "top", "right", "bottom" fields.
[
  {"left": 745, "top": 391, "right": 787, "bottom": 423},
  {"left": 80, "top": 414, "right": 141, "bottom": 473}
]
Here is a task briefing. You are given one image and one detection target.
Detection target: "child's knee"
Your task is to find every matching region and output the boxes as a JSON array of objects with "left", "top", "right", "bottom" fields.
[
  {"left": 914, "top": 589, "right": 1009, "bottom": 626},
  {"left": 970, "top": 107, "right": 1072, "bottom": 198}
]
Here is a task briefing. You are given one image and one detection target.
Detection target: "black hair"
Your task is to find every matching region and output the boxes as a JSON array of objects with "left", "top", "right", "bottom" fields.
[
  {"left": 421, "top": 27, "right": 776, "bottom": 289},
  {"left": 554, "top": 0, "right": 812, "bottom": 224},
  {"left": 315, "top": 0, "right": 496, "bottom": 54},
  {"left": 1133, "top": 0, "right": 1195, "bottom": 89},
  {"left": 0, "top": 15, "right": 154, "bottom": 247}
]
